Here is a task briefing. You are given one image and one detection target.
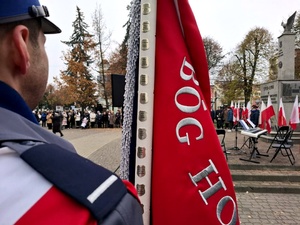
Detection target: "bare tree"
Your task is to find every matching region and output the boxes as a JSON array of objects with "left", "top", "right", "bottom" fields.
[
  {"left": 203, "top": 36, "right": 226, "bottom": 83},
  {"left": 92, "top": 4, "right": 112, "bottom": 110},
  {"left": 203, "top": 36, "right": 225, "bottom": 70}
]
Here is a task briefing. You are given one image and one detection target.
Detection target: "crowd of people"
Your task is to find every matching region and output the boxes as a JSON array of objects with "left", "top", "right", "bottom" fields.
[
  {"left": 33, "top": 109, "right": 123, "bottom": 135},
  {"left": 211, "top": 104, "right": 260, "bottom": 130}
]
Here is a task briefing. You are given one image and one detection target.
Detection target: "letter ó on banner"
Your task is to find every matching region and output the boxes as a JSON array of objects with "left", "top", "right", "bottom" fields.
[
  {"left": 217, "top": 196, "right": 238, "bottom": 225},
  {"left": 188, "top": 160, "right": 227, "bottom": 205},
  {"left": 175, "top": 86, "right": 201, "bottom": 113},
  {"left": 180, "top": 57, "right": 199, "bottom": 86},
  {"left": 176, "top": 118, "right": 203, "bottom": 145}
]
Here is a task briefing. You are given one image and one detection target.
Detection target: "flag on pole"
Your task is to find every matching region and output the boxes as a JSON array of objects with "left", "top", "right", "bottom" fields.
[
  {"left": 243, "top": 101, "right": 251, "bottom": 120},
  {"left": 289, "top": 95, "right": 299, "bottom": 130},
  {"left": 266, "top": 95, "right": 275, "bottom": 132},
  {"left": 230, "top": 100, "right": 234, "bottom": 110},
  {"left": 152, "top": 0, "right": 239, "bottom": 224},
  {"left": 242, "top": 104, "right": 246, "bottom": 120},
  {"left": 259, "top": 101, "right": 266, "bottom": 129},
  {"left": 237, "top": 102, "right": 240, "bottom": 121},
  {"left": 260, "top": 96, "right": 275, "bottom": 133},
  {"left": 278, "top": 97, "right": 287, "bottom": 126},
  {"left": 247, "top": 101, "right": 251, "bottom": 119},
  {"left": 234, "top": 102, "right": 240, "bottom": 123},
  {"left": 233, "top": 102, "right": 238, "bottom": 124},
  {"left": 266, "top": 95, "right": 275, "bottom": 119}
]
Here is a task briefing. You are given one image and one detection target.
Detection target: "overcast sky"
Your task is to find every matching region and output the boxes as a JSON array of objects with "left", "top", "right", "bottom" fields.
[{"left": 40, "top": 0, "right": 300, "bottom": 83}]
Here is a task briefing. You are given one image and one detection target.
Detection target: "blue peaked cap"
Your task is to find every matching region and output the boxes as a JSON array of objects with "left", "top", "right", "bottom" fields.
[{"left": 0, "top": 0, "right": 61, "bottom": 34}]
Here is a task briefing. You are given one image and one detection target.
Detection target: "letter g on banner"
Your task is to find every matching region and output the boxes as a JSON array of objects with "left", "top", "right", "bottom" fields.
[{"left": 176, "top": 118, "right": 203, "bottom": 145}]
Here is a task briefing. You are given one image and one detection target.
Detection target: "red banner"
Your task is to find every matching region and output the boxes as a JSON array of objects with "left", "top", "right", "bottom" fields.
[{"left": 151, "top": 0, "right": 239, "bottom": 224}]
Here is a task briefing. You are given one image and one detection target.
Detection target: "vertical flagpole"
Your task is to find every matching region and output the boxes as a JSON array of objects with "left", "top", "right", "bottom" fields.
[{"left": 134, "top": 1, "right": 157, "bottom": 224}]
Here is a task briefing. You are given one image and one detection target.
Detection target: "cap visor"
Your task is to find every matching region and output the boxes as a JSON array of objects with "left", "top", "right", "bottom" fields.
[{"left": 41, "top": 18, "right": 61, "bottom": 34}]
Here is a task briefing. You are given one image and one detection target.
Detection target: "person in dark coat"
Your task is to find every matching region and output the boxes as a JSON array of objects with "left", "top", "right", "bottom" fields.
[
  {"left": 211, "top": 108, "right": 216, "bottom": 123},
  {"left": 52, "top": 111, "right": 63, "bottom": 137},
  {"left": 216, "top": 106, "right": 224, "bottom": 129},
  {"left": 102, "top": 111, "right": 109, "bottom": 128},
  {"left": 227, "top": 107, "right": 234, "bottom": 130},
  {"left": 96, "top": 111, "right": 103, "bottom": 128},
  {"left": 250, "top": 105, "right": 260, "bottom": 127}
]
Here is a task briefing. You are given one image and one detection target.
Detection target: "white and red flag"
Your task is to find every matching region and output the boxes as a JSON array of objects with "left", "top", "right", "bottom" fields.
[
  {"left": 266, "top": 95, "right": 276, "bottom": 119},
  {"left": 242, "top": 101, "right": 251, "bottom": 120},
  {"left": 233, "top": 102, "right": 238, "bottom": 124},
  {"left": 236, "top": 102, "right": 240, "bottom": 122},
  {"left": 260, "top": 96, "right": 275, "bottom": 133},
  {"left": 151, "top": 0, "right": 239, "bottom": 224},
  {"left": 259, "top": 101, "right": 266, "bottom": 128},
  {"left": 230, "top": 100, "right": 234, "bottom": 110},
  {"left": 289, "top": 95, "right": 299, "bottom": 130},
  {"left": 277, "top": 97, "right": 287, "bottom": 126},
  {"left": 241, "top": 105, "right": 246, "bottom": 120}
]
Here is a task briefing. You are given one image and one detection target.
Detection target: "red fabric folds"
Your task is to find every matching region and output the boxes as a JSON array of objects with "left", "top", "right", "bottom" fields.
[{"left": 151, "top": 1, "right": 239, "bottom": 224}]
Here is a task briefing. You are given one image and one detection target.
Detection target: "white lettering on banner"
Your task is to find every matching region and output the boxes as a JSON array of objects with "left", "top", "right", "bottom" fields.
[
  {"left": 177, "top": 57, "right": 238, "bottom": 223},
  {"left": 175, "top": 87, "right": 201, "bottom": 113},
  {"left": 202, "top": 100, "right": 207, "bottom": 111},
  {"left": 189, "top": 160, "right": 237, "bottom": 224},
  {"left": 217, "top": 196, "right": 238, "bottom": 225},
  {"left": 175, "top": 57, "right": 204, "bottom": 144},
  {"left": 176, "top": 118, "right": 203, "bottom": 145},
  {"left": 188, "top": 159, "right": 226, "bottom": 205},
  {"left": 180, "top": 57, "right": 199, "bottom": 86}
]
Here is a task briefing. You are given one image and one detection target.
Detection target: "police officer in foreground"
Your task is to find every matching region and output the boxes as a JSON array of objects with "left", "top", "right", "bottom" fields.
[{"left": 0, "top": 1, "right": 143, "bottom": 224}]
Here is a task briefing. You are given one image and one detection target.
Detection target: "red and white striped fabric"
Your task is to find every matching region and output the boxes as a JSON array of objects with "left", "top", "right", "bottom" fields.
[
  {"left": 260, "top": 96, "right": 275, "bottom": 133},
  {"left": 266, "top": 96, "right": 275, "bottom": 119},
  {"left": 278, "top": 97, "right": 287, "bottom": 127},
  {"left": 242, "top": 101, "right": 251, "bottom": 120},
  {"left": 151, "top": 0, "right": 239, "bottom": 224},
  {"left": 242, "top": 103, "right": 248, "bottom": 120},
  {"left": 247, "top": 101, "right": 251, "bottom": 119},
  {"left": 236, "top": 102, "right": 240, "bottom": 122},
  {"left": 289, "top": 95, "right": 299, "bottom": 130},
  {"left": 233, "top": 102, "right": 238, "bottom": 124},
  {"left": 259, "top": 100, "right": 266, "bottom": 128},
  {"left": 230, "top": 100, "right": 234, "bottom": 110},
  {"left": 265, "top": 96, "right": 275, "bottom": 132},
  {"left": 0, "top": 147, "right": 96, "bottom": 225}
]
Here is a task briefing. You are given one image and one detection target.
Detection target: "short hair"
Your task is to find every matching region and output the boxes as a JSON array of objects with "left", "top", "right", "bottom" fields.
[{"left": 0, "top": 18, "right": 41, "bottom": 48}]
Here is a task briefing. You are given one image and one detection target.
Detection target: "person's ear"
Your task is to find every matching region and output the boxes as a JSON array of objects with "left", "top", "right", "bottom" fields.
[{"left": 12, "top": 25, "right": 30, "bottom": 75}]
